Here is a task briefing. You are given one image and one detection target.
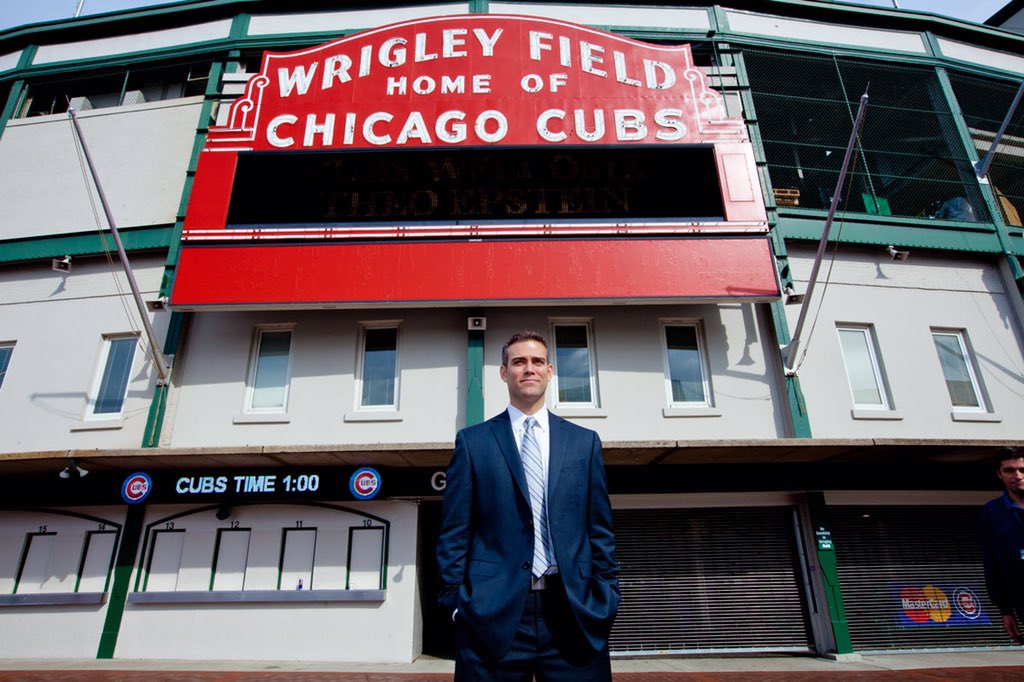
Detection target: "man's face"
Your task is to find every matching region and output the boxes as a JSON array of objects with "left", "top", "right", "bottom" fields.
[
  {"left": 500, "top": 339, "right": 553, "bottom": 406},
  {"left": 997, "top": 457, "right": 1024, "bottom": 497}
]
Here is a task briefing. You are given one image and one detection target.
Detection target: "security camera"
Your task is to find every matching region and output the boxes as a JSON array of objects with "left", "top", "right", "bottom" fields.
[
  {"left": 51, "top": 255, "right": 72, "bottom": 273},
  {"left": 887, "top": 246, "right": 909, "bottom": 261}
]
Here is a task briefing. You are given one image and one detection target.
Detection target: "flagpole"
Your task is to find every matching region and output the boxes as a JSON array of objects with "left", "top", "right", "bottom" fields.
[
  {"left": 67, "top": 106, "right": 172, "bottom": 385},
  {"left": 782, "top": 88, "right": 870, "bottom": 376}
]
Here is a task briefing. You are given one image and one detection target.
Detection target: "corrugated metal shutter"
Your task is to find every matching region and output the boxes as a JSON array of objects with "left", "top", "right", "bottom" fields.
[
  {"left": 609, "top": 507, "right": 813, "bottom": 654},
  {"left": 831, "top": 505, "right": 1007, "bottom": 651}
]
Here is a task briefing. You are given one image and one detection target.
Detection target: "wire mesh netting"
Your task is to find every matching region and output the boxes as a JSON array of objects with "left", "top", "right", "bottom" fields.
[
  {"left": 744, "top": 48, "right": 989, "bottom": 223},
  {"left": 948, "top": 71, "right": 1024, "bottom": 227}
]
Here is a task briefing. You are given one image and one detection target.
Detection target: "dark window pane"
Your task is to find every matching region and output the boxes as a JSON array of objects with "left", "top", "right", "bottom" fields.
[
  {"left": 555, "top": 326, "right": 592, "bottom": 404},
  {"left": 252, "top": 330, "right": 291, "bottom": 409},
  {"left": 932, "top": 333, "right": 981, "bottom": 408},
  {"left": 665, "top": 326, "right": 705, "bottom": 403},
  {"left": 0, "top": 345, "right": 12, "bottom": 390},
  {"left": 362, "top": 328, "right": 398, "bottom": 407},
  {"left": 94, "top": 337, "right": 136, "bottom": 414}
]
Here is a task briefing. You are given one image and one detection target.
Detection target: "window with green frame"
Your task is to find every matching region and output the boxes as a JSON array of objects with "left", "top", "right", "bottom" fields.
[
  {"left": 17, "top": 61, "right": 210, "bottom": 117},
  {"left": 744, "top": 48, "right": 987, "bottom": 223},
  {"left": 947, "top": 72, "right": 1024, "bottom": 227}
]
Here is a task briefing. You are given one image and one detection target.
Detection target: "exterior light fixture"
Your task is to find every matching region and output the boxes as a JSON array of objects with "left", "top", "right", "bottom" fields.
[{"left": 59, "top": 459, "right": 89, "bottom": 479}]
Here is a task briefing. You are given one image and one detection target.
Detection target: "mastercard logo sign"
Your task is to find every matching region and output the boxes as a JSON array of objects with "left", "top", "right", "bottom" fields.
[
  {"left": 900, "top": 585, "right": 951, "bottom": 623},
  {"left": 898, "top": 584, "right": 989, "bottom": 627}
]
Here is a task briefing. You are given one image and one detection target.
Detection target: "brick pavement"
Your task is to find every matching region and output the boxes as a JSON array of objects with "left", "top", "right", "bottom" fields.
[{"left": 1, "top": 668, "right": 1024, "bottom": 681}]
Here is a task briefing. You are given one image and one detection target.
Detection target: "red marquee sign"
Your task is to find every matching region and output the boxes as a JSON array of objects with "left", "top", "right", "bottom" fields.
[
  {"left": 213, "top": 14, "right": 745, "bottom": 150},
  {"left": 171, "top": 14, "right": 778, "bottom": 309}
]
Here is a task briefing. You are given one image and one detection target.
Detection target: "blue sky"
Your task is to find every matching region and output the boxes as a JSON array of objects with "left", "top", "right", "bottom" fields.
[{"left": 0, "top": 0, "right": 1013, "bottom": 31}]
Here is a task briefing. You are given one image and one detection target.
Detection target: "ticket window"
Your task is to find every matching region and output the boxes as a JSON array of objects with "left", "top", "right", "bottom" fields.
[
  {"left": 3, "top": 519, "right": 119, "bottom": 598},
  {"left": 134, "top": 505, "right": 389, "bottom": 598},
  {"left": 76, "top": 531, "right": 118, "bottom": 592},
  {"left": 348, "top": 526, "right": 385, "bottom": 590},
  {"left": 211, "top": 529, "right": 251, "bottom": 591},
  {"left": 16, "top": 533, "right": 58, "bottom": 593},
  {"left": 145, "top": 529, "right": 185, "bottom": 592},
  {"left": 280, "top": 527, "right": 315, "bottom": 591}
]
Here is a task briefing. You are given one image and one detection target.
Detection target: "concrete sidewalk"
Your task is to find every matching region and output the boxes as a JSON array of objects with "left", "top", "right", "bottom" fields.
[{"left": 0, "top": 651, "right": 1023, "bottom": 680}]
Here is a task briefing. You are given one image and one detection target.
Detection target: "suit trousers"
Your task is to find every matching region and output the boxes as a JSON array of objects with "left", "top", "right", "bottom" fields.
[{"left": 454, "top": 576, "right": 613, "bottom": 682}]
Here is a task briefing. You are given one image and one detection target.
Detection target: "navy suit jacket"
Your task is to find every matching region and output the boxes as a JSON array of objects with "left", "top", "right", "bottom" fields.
[
  {"left": 436, "top": 409, "right": 620, "bottom": 659},
  {"left": 980, "top": 492, "right": 1024, "bottom": 615}
]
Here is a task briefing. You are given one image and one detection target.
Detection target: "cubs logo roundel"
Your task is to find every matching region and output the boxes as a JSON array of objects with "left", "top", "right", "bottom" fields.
[
  {"left": 122, "top": 472, "right": 152, "bottom": 504},
  {"left": 954, "top": 587, "right": 982, "bottom": 620},
  {"left": 349, "top": 467, "right": 381, "bottom": 500}
]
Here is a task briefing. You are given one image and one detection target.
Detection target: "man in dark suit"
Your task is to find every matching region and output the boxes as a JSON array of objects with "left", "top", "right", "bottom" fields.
[
  {"left": 980, "top": 446, "right": 1024, "bottom": 644},
  {"left": 437, "top": 330, "right": 620, "bottom": 681}
]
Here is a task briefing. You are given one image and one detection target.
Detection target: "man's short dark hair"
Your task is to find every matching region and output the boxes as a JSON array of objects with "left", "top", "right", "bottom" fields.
[
  {"left": 995, "top": 446, "right": 1023, "bottom": 469},
  {"left": 501, "top": 331, "right": 548, "bottom": 366}
]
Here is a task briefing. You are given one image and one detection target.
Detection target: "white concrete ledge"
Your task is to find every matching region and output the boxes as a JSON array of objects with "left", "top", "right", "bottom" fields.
[
  {"left": 662, "top": 407, "right": 722, "bottom": 418},
  {"left": 232, "top": 413, "right": 291, "bottom": 424},
  {"left": 344, "top": 411, "right": 404, "bottom": 422},
  {"left": 951, "top": 411, "right": 1001, "bottom": 423},
  {"left": 0, "top": 592, "right": 107, "bottom": 606},
  {"left": 851, "top": 409, "right": 904, "bottom": 420},
  {"left": 127, "top": 589, "right": 385, "bottom": 604}
]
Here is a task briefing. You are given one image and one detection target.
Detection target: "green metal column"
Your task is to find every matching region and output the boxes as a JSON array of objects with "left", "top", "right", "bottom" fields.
[
  {"left": 140, "top": 25, "right": 248, "bottom": 448},
  {"left": 0, "top": 45, "right": 37, "bottom": 142},
  {"left": 141, "top": 312, "right": 188, "bottom": 448},
  {"left": 768, "top": 237, "right": 813, "bottom": 438},
  {"left": 729, "top": 44, "right": 812, "bottom": 438},
  {"left": 96, "top": 504, "right": 146, "bottom": 658},
  {"left": 466, "top": 313, "right": 485, "bottom": 427},
  {"left": 805, "top": 492, "right": 853, "bottom": 654}
]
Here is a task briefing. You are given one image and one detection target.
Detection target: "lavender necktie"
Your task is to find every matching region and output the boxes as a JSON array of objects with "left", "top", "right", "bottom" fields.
[{"left": 521, "top": 416, "right": 550, "bottom": 577}]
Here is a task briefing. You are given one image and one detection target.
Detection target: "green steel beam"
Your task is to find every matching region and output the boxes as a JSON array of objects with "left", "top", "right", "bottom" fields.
[
  {"left": 775, "top": 213, "right": 1007, "bottom": 253},
  {"left": 0, "top": 226, "right": 173, "bottom": 264},
  {"left": 0, "top": 46, "right": 35, "bottom": 142},
  {"left": 731, "top": 45, "right": 813, "bottom": 439},
  {"left": 143, "top": 25, "right": 248, "bottom": 449},
  {"left": 96, "top": 504, "right": 145, "bottom": 659},
  {"left": 140, "top": 311, "right": 188, "bottom": 449},
  {"left": 159, "top": 57, "right": 233, "bottom": 291},
  {"left": 805, "top": 492, "right": 853, "bottom": 655},
  {"left": 102, "top": 38, "right": 243, "bottom": 662},
  {"left": 0, "top": 77, "right": 25, "bottom": 137},
  {"left": 466, "top": 321, "right": 485, "bottom": 427}
]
